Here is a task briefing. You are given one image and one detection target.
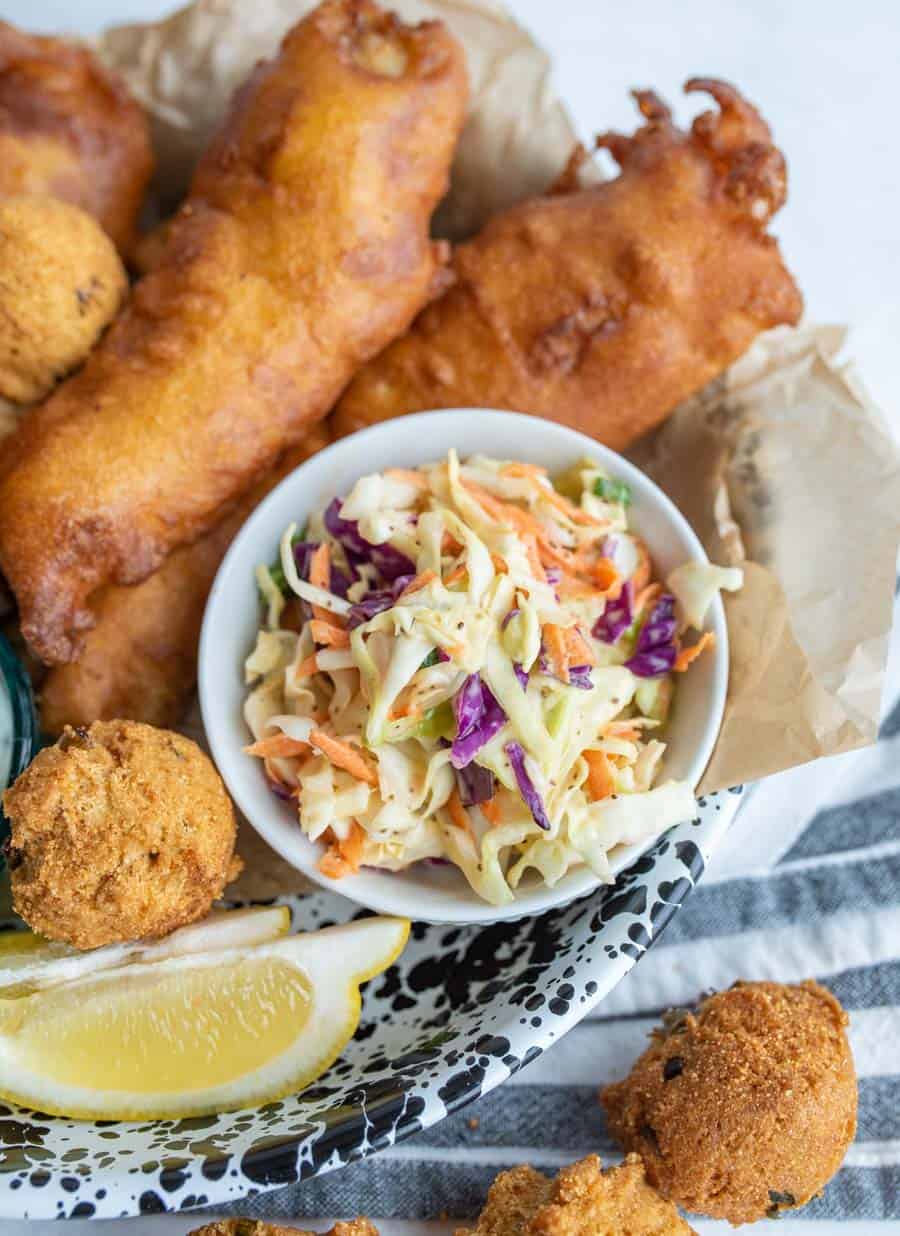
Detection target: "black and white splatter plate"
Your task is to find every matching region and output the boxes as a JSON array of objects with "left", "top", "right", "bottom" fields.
[{"left": 0, "top": 789, "right": 741, "bottom": 1219}]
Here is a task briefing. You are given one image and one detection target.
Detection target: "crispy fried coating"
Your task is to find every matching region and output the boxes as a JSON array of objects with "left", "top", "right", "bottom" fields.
[
  {"left": 0, "top": 0, "right": 467, "bottom": 666},
  {"left": 333, "top": 79, "right": 802, "bottom": 450},
  {"left": 39, "top": 426, "right": 330, "bottom": 733},
  {"left": 3, "top": 720, "right": 240, "bottom": 949},
  {"left": 0, "top": 196, "right": 127, "bottom": 404},
  {"left": 601, "top": 981, "right": 857, "bottom": 1225},
  {"left": 188, "top": 1223, "right": 379, "bottom": 1236},
  {"left": 0, "top": 22, "right": 152, "bottom": 254},
  {"left": 455, "top": 1154, "right": 695, "bottom": 1236}
]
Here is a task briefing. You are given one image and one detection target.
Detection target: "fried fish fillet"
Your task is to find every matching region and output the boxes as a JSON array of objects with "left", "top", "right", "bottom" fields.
[
  {"left": 39, "top": 427, "right": 330, "bottom": 732},
  {"left": 0, "top": 0, "right": 467, "bottom": 665},
  {"left": 188, "top": 1223, "right": 378, "bottom": 1236},
  {"left": 0, "top": 22, "right": 153, "bottom": 254},
  {"left": 332, "top": 79, "right": 802, "bottom": 451},
  {"left": 454, "top": 1154, "right": 696, "bottom": 1236}
]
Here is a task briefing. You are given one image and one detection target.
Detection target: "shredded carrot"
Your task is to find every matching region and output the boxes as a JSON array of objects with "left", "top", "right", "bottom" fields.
[
  {"left": 634, "top": 582, "right": 662, "bottom": 616},
  {"left": 523, "top": 535, "right": 548, "bottom": 583},
  {"left": 442, "top": 531, "right": 464, "bottom": 555},
  {"left": 490, "top": 553, "right": 509, "bottom": 574},
  {"left": 309, "top": 620, "right": 350, "bottom": 648},
  {"left": 295, "top": 653, "right": 319, "bottom": 680},
  {"left": 385, "top": 468, "right": 428, "bottom": 488},
  {"left": 543, "top": 623, "right": 570, "bottom": 683},
  {"left": 480, "top": 796, "right": 502, "bottom": 824},
  {"left": 674, "top": 631, "right": 715, "bottom": 672},
  {"left": 338, "top": 819, "right": 366, "bottom": 873},
  {"left": 444, "top": 564, "right": 467, "bottom": 587},
  {"left": 447, "top": 788, "right": 473, "bottom": 834},
  {"left": 604, "top": 722, "right": 640, "bottom": 741},
  {"left": 245, "top": 734, "right": 311, "bottom": 760},
  {"left": 556, "top": 577, "right": 601, "bottom": 601},
  {"left": 540, "top": 485, "right": 604, "bottom": 527},
  {"left": 565, "top": 625, "right": 596, "bottom": 667},
  {"left": 631, "top": 540, "right": 651, "bottom": 595},
  {"left": 309, "top": 729, "right": 377, "bottom": 785},
  {"left": 308, "top": 542, "right": 342, "bottom": 626},
  {"left": 583, "top": 749, "right": 615, "bottom": 801},
  {"left": 388, "top": 684, "right": 424, "bottom": 721},
  {"left": 318, "top": 843, "right": 348, "bottom": 880},
  {"left": 397, "top": 569, "right": 437, "bottom": 600},
  {"left": 501, "top": 462, "right": 547, "bottom": 478},
  {"left": 536, "top": 535, "right": 577, "bottom": 573},
  {"left": 591, "top": 557, "right": 620, "bottom": 592}
]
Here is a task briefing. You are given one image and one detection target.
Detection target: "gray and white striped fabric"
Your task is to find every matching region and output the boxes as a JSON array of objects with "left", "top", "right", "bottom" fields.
[{"left": 229, "top": 597, "right": 900, "bottom": 1226}]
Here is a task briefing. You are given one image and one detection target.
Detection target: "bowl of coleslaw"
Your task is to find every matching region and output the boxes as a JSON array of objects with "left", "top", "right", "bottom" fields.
[{"left": 200, "top": 409, "right": 740, "bottom": 923}]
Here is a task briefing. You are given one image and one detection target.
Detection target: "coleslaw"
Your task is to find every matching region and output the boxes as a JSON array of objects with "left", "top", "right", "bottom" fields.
[{"left": 243, "top": 452, "right": 742, "bottom": 905}]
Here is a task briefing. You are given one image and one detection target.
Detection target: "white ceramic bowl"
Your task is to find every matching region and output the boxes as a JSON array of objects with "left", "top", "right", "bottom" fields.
[{"left": 200, "top": 409, "right": 728, "bottom": 924}]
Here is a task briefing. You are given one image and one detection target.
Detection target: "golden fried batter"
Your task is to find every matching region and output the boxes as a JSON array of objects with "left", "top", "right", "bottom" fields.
[
  {"left": 189, "top": 1223, "right": 379, "bottom": 1236},
  {"left": 602, "top": 981, "right": 857, "bottom": 1225},
  {"left": 333, "top": 79, "right": 801, "bottom": 450},
  {"left": 39, "top": 427, "right": 330, "bottom": 732},
  {"left": 0, "top": 0, "right": 467, "bottom": 666},
  {"left": 3, "top": 720, "right": 240, "bottom": 949},
  {"left": 0, "top": 196, "right": 127, "bottom": 404},
  {"left": 455, "top": 1154, "right": 695, "bottom": 1236},
  {"left": 0, "top": 22, "right": 153, "bottom": 255}
]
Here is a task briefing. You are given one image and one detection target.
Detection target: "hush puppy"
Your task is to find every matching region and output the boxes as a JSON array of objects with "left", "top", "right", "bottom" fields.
[
  {"left": 0, "top": 195, "right": 126, "bottom": 404},
  {"left": 455, "top": 1154, "right": 696, "bottom": 1235},
  {"left": 3, "top": 719, "right": 241, "bottom": 949},
  {"left": 189, "top": 1224, "right": 378, "bottom": 1236},
  {"left": 601, "top": 981, "right": 857, "bottom": 1225}
]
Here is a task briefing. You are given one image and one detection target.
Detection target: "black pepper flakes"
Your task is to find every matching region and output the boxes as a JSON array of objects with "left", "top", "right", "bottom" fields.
[{"left": 663, "top": 1055, "right": 684, "bottom": 1081}]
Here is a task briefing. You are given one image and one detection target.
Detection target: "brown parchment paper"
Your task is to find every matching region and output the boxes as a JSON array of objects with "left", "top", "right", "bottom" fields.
[{"left": 93, "top": 0, "right": 900, "bottom": 861}]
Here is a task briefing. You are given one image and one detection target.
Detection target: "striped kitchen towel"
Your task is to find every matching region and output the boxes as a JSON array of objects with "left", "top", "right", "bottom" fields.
[{"left": 229, "top": 597, "right": 900, "bottom": 1225}]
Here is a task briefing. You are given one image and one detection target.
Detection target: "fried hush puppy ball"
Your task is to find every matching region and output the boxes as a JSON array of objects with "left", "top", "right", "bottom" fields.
[
  {"left": 3, "top": 720, "right": 242, "bottom": 949},
  {"left": 454, "top": 1153, "right": 696, "bottom": 1235},
  {"left": 601, "top": 981, "right": 857, "bottom": 1225},
  {"left": 0, "top": 195, "right": 126, "bottom": 404}
]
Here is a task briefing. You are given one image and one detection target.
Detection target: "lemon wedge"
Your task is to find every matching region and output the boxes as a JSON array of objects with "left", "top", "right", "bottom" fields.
[
  {"left": 0, "top": 904, "right": 292, "bottom": 995},
  {"left": 0, "top": 914, "right": 409, "bottom": 1119}
]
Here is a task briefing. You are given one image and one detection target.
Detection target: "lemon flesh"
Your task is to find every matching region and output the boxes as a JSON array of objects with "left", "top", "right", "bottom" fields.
[
  {"left": 2, "top": 956, "right": 311, "bottom": 1093},
  {"left": 0, "top": 914, "right": 409, "bottom": 1119}
]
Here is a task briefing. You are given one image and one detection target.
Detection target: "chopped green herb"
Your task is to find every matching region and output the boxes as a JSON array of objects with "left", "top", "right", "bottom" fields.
[
  {"left": 420, "top": 649, "right": 442, "bottom": 669},
  {"left": 593, "top": 477, "right": 632, "bottom": 506},
  {"left": 264, "top": 529, "right": 305, "bottom": 597},
  {"left": 412, "top": 701, "right": 455, "bottom": 741}
]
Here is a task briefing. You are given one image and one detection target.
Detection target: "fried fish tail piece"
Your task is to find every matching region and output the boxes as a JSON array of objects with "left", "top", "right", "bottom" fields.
[
  {"left": 0, "top": 0, "right": 468, "bottom": 665},
  {"left": 38, "top": 427, "right": 330, "bottom": 733},
  {"left": 0, "top": 22, "right": 153, "bottom": 255},
  {"left": 332, "top": 78, "right": 802, "bottom": 448}
]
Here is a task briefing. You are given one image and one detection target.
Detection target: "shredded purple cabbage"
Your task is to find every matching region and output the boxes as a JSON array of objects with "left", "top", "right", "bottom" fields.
[
  {"left": 635, "top": 594, "right": 677, "bottom": 653},
  {"left": 592, "top": 581, "right": 633, "bottom": 643},
  {"left": 624, "top": 593, "right": 678, "bottom": 677},
  {"left": 346, "top": 589, "right": 396, "bottom": 629},
  {"left": 267, "top": 776, "right": 294, "bottom": 802},
  {"left": 505, "top": 741, "right": 551, "bottom": 831},
  {"left": 292, "top": 539, "right": 352, "bottom": 598},
  {"left": 451, "top": 675, "right": 507, "bottom": 768},
  {"left": 567, "top": 664, "right": 594, "bottom": 690},
  {"left": 626, "top": 645, "right": 677, "bottom": 677},
  {"left": 544, "top": 567, "right": 562, "bottom": 586},
  {"left": 324, "top": 498, "right": 414, "bottom": 583},
  {"left": 455, "top": 762, "right": 495, "bottom": 806},
  {"left": 513, "top": 662, "right": 529, "bottom": 691},
  {"left": 436, "top": 648, "right": 451, "bottom": 664}
]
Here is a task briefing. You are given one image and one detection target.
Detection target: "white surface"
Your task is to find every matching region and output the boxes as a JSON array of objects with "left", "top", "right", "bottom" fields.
[
  {"left": 200, "top": 408, "right": 728, "bottom": 922},
  {"left": 1, "top": 0, "right": 897, "bottom": 1230}
]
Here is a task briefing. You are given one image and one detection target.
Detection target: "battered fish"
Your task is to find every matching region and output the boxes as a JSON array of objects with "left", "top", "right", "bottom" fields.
[
  {"left": 455, "top": 1154, "right": 695, "bottom": 1235},
  {"left": 0, "top": 22, "right": 153, "bottom": 254},
  {"left": 189, "top": 1223, "right": 378, "bottom": 1236},
  {"left": 0, "top": 0, "right": 467, "bottom": 665},
  {"left": 39, "top": 427, "right": 330, "bottom": 732},
  {"left": 332, "top": 79, "right": 802, "bottom": 450}
]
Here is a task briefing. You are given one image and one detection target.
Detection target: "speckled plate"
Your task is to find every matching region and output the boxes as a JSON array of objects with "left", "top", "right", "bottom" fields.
[{"left": 0, "top": 787, "right": 741, "bottom": 1219}]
